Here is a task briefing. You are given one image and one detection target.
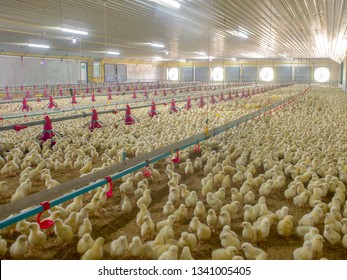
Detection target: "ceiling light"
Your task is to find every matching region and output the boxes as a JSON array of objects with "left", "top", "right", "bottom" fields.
[
  {"left": 150, "top": 0, "right": 180, "bottom": 9},
  {"left": 165, "top": 51, "right": 169, "bottom": 55},
  {"left": 107, "top": 51, "right": 120, "bottom": 55},
  {"left": 27, "top": 43, "right": 50, "bottom": 49},
  {"left": 196, "top": 51, "right": 206, "bottom": 56},
  {"left": 237, "top": 31, "right": 248, "bottom": 39},
  {"left": 154, "top": 56, "right": 162, "bottom": 60},
  {"left": 60, "top": 28, "right": 88, "bottom": 35},
  {"left": 72, "top": 38, "right": 77, "bottom": 44},
  {"left": 178, "top": 59, "right": 186, "bottom": 62},
  {"left": 231, "top": 57, "right": 237, "bottom": 61},
  {"left": 151, "top": 43, "right": 165, "bottom": 48}
]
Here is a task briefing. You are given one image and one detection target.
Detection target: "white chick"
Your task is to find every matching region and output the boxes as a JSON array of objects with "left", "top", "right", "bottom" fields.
[
  {"left": 218, "top": 210, "right": 231, "bottom": 228},
  {"left": 180, "top": 246, "right": 194, "bottom": 260},
  {"left": 10, "top": 235, "right": 28, "bottom": 258},
  {"left": 141, "top": 215, "right": 155, "bottom": 240},
  {"left": 81, "top": 237, "right": 105, "bottom": 260},
  {"left": 110, "top": 235, "right": 128, "bottom": 258},
  {"left": 177, "top": 232, "right": 198, "bottom": 251},
  {"left": 277, "top": 215, "right": 294, "bottom": 237},
  {"left": 136, "top": 189, "right": 152, "bottom": 208},
  {"left": 206, "top": 192, "right": 222, "bottom": 211},
  {"left": 54, "top": 218, "right": 74, "bottom": 243},
  {"left": 28, "top": 223, "right": 47, "bottom": 248},
  {"left": 163, "top": 201, "right": 175, "bottom": 217},
  {"left": 158, "top": 245, "right": 178, "bottom": 260},
  {"left": 77, "top": 233, "right": 94, "bottom": 255},
  {"left": 136, "top": 203, "right": 150, "bottom": 226},
  {"left": 121, "top": 195, "right": 132, "bottom": 214},
  {"left": 241, "top": 221, "right": 257, "bottom": 243},
  {"left": 0, "top": 235, "right": 8, "bottom": 257},
  {"left": 293, "top": 240, "right": 313, "bottom": 260},
  {"left": 310, "top": 234, "right": 324, "bottom": 259},
  {"left": 78, "top": 218, "right": 92, "bottom": 238},
  {"left": 212, "top": 246, "right": 238, "bottom": 260},
  {"left": 241, "top": 242, "right": 267, "bottom": 260},
  {"left": 323, "top": 225, "right": 341, "bottom": 245},
  {"left": 206, "top": 209, "right": 218, "bottom": 229},
  {"left": 220, "top": 232, "right": 241, "bottom": 249},
  {"left": 193, "top": 201, "right": 206, "bottom": 219},
  {"left": 128, "top": 236, "right": 144, "bottom": 258},
  {"left": 185, "top": 191, "right": 198, "bottom": 208}
]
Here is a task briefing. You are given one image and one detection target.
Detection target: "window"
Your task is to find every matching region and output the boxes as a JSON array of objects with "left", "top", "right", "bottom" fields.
[
  {"left": 259, "top": 67, "right": 274, "bottom": 82},
  {"left": 93, "top": 62, "right": 101, "bottom": 78},
  {"left": 314, "top": 67, "right": 330, "bottom": 83}
]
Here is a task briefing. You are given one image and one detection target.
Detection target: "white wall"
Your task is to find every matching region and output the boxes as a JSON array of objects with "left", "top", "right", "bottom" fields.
[
  {"left": 127, "top": 64, "right": 162, "bottom": 81},
  {"left": 338, "top": 54, "right": 346, "bottom": 93},
  {"left": 0, "top": 55, "right": 81, "bottom": 87}
]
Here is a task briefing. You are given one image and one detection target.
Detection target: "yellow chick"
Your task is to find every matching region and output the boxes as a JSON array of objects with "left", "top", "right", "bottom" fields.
[
  {"left": 220, "top": 232, "right": 241, "bottom": 249},
  {"left": 323, "top": 225, "right": 341, "bottom": 245},
  {"left": 15, "top": 220, "right": 30, "bottom": 235},
  {"left": 241, "top": 242, "right": 268, "bottom": 260},
  {"left": 0, "top": 235, "right": 8, "bottom": 257},
  {"left": 120, "top": 195, "right": 132, "bottom": 214},
  {"left": 255, "top": 217, "right": 271, "bottom": 243},
  {"left": 179, "top": 184, "right": 190, "bottom": 199},
  {"left": 212, "top": 246, "right": 238, "bottom": 260},
  {"left": 230, "top": 188, "right": 243, "bottom": 203},
  {"left": 201, "top": 178, "right": 214, "bottom": 197},
  {"left": 156, "top": 215, "right": 176, "bottom": 232},
  {"left": 141, "top": 215, "right": 155, "bottom": 240},
  {"left": 243, "top": 205, "right": 257, "bottom": 223},
  {"left": 136, "top": 203, "right": 150, "bottom": 226},
  {"left": 221, "top": 201, "right": 240, "bottom": 218},
  {"left": 241, "top": 221, "right": 257, "bottom": 243},
  {"left": 185, "top": 191, "right": 198, "bottom": 208},
  {"left": 119, "top": 177, "right": 134, "bottom": 194},
  {"left": 293, "top": 241, "right": 313, "bottom": 260},
  {"left": 136, "top": 189, "right": 152, "bottom": 208},
  {"left": 180, "top": 246, "right": 194, "bottom": 260},
  {"left": 81, "top": 237, "right": 105, "bottom": 260},
  {"left": 206, "top": 209, "right": 218, "bottom": 229},
  {"left": 128, "top": 236, "right": 143, "bottom": 258},
  {"left": 310, "top": 234, "right": 324, "bottom": 259},
  {"left": 189, "top": 217, "right": 200, "bottom": 233},
  {"left": 10, "top": 235, "right": 28, "bottom": 258},
  {"left": 110, "top": 235, "right": 128, "bottom": 258},
  {"left": 66, "top": 196, "right": 83, "bottom": 214},
  {"left": 218, "top": 210, "right": 231, "bottom": 228},
  {"left": 275, "top": 206, "right": 289, "bottom": 221},
  {"left": 163, "top": 201, "right": 175, "bottom": 217},
  {"left": 168, "top": 187, "right": 180, "bottom": 204},
  {"left": 193, "top": 201, "right": 206, "bottom": 220},
  {"left": 196, "top": 221, "right": 211, "bottom": 241},
  {"left": 173, "top": 204, "right": 188, "bottom": 223},
  {"left": 206, "top": 192, "right": 222, "bottom": 211},
  {"left": 244, "top": 191, "right": 255, "bottom": 204},
  {"left": 177, "top": 232, "right": 198, "bottom": 251},
  {"left": 78, "top": 218, "right": 92, "bottom": 238},
  {"left": 158, "top": 245, "right": 178, "bottom": 260},
  {"left": 193, "top": 157, "right": 203, "bottom": 171},
  {"left": 64, "top": 212, "right": 78, "bottom": 233},
  {"left": 80, "top": 160, "right": 93, "bottom": 175},
  {"left": 54, "top": 218, "right": 74, "bottom": 243},
  {"left": 28, "top": 223, "right": 47, "bottom": 249},
  {"left": 77, "top": 233, "right": 94, "bottom": 255},
  {"left": 213, "top": 187, "right": 226, "bottom": 200},
  {"left": 277, "top": 215, "right": 294, "bottom": 237},
  {"left": 185, "top": 162, "right": 194, "bottom": 176}
]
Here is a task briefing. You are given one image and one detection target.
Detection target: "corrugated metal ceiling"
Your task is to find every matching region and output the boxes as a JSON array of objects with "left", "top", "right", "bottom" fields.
[{"left": 0, "top": 0, "right": 346, "bottom": 62}]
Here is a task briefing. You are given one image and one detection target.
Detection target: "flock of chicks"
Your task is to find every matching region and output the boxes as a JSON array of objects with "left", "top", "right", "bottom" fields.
[{"left": 1, "top": 84, "right": 346, "bottom": 260}]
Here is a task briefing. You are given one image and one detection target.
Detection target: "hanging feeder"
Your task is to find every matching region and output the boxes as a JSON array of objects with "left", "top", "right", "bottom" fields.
[
  {"left": 91, "top": 92, "right": 96, "bottom": 102},
  {"left": 148, "top": 101, "right": 159, "bottom": 117},
  {"left": 36, "top": 201, "right": 54, "bottom": 230},
  {"left": 194, "top": 143, "right": 201, "bottom": 153},
  {"left": 170, "top": 99, "right": 180, "bottom": 113},
  {"left": 105, "top": 176, "right": 113, "bottom": 199},
  {"left": 172, "top": 149, "right": 180, "bottom": 163},
  {"left": 124, "top": 104, "right": 136, "bottom": 125},
  {"left": 20, "top": 97, "right": 32, "bottom": 112},
  {"left": 89, "top": 109, "right": 103, "bottom": 132}
]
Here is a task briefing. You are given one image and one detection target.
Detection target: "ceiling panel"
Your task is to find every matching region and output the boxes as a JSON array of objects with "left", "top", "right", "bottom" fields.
[{"left": 0, "top": 0, "right": 346, "bottom": 62}]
